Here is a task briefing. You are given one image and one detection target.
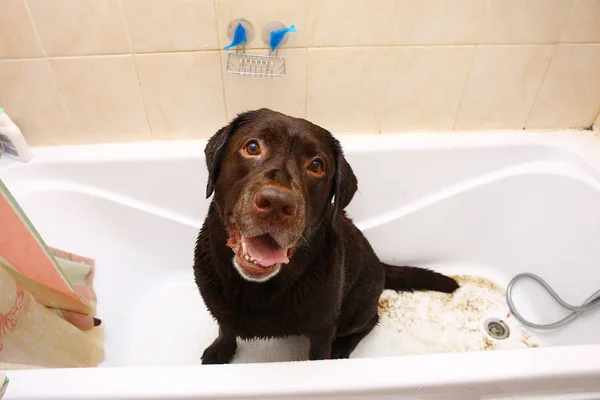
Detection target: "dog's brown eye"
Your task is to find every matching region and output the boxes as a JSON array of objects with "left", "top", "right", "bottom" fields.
[
  {"left": 244, "top": 140, "right": 261, "bottom": 156},
  {"left": 308, "top": 159, "right": 324, "bottom": 174}
]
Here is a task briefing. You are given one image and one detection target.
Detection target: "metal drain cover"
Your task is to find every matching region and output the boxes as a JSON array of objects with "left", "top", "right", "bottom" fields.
[{"left": 484, "top": 318, "right": 510, "bottom": 340}]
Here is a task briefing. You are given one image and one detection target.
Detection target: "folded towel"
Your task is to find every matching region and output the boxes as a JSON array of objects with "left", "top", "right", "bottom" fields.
[
  {"left": 0, "top": 178, "right": 104, "bottom": 367},
  {"left": 0, "top": 253, "right": 104, "bottom": 368},
  {"left": 0, "top": 178, "right": 92, "bottom": 315}
]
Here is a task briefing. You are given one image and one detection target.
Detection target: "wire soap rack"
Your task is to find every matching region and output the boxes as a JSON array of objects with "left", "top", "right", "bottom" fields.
[
  {"left": 226, "top": 47, "right": 286, "bottom": 78},
  {"left": 224, "top": 20, "right": 295, "bottom": 78}
]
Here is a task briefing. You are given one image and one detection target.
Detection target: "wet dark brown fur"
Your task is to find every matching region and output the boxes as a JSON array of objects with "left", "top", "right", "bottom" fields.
[{"left": 193, "top": 109, "right": 459, "bottom": 363}]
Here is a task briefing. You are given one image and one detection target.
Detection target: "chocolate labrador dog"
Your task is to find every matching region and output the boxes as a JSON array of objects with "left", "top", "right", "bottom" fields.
[{"left": 194, "top": 108, "right": 459, "bottom": 364}]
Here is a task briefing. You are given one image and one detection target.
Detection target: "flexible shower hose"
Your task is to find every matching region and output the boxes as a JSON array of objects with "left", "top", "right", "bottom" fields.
[{"left": 506, "top": 272, "right": 600, "bottom": 330}]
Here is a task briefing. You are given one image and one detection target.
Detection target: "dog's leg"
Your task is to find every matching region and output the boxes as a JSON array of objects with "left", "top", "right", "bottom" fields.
[
  {"left": 331, "top": 314, "right": 378, "bottom": 359},
  {"left": 201, "top": 326, "right": 238, "bottom": 365},
  {"left": 307, "top": 325, "right": 337, "bottom": 360}
]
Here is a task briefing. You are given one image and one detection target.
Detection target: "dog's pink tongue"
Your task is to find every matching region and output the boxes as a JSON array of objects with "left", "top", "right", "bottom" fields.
[{"left": 244, "top": 235, "right": 289, "bottom": 267}]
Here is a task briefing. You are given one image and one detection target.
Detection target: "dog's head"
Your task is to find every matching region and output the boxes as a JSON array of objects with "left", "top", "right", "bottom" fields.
[{"left": 205, "top": 108, "right": 358, "bottom": 282}]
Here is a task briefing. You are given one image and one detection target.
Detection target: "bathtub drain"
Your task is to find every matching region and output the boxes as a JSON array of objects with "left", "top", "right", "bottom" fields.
[{"left": 484, "top": 318, "right": 510, "bottom": 340}]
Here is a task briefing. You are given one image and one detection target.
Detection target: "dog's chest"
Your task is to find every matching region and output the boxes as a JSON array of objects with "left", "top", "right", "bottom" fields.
[
  {"left": 218, "top": 304, "right": 305, "bottom": 339},
  {"left": 208, "top": 281, "right": 338, "bottom": 340}
]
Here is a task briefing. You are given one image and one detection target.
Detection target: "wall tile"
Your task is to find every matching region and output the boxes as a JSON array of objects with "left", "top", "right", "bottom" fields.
[
  {"left": 27, "top": 0, "right": 129, "bottom": 56},
  {"left": 527, "top": 44, "right": 600, "bottom": 129},
  {"left": 307, "top": 48, "right": 391, "bottom": 133},
  {"left": 382, "top": 46, "right": 473, "bottom": 132},
  {"left": 304, "top": 0, "right": 398, "bottom": 47},
  {"left": 216, "top": 0, "right": 307, "bottom": 49},
  {"left": 0, "top": 0, "right": 43, "bottom": 59},
  {"left": 561, "top": 0, "right": 600, "bottom": 43},
  {"left": 480, "top": 0, "right": 574, "bottom": 44},
  {"left": 222, "top": 48, "right": 306, "bottom": 120},
  {"left": 0, "top": 59, "right": 74, "bottom": 145},
  {"left": 305, "top": 0, "right": 486, "bottom": 46},
  {"left": 123, "top": 0, "right": 218, "bottom": 52},
  {"left": 50, "top": 56, "right": 150, "bottom": 143},
  {"left": 135, "top": 52, "right": 225, "bottom": 139},
  {"left": 456, "top": 45, "right": 554, "bottom": 130},
  {"left": 2, "top": 0, "right": 596, "bottom": 146}
]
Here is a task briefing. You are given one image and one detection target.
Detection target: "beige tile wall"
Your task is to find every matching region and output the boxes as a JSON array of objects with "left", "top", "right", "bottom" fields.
[{"left": 1, "top": 0, "right": 600, "bottom": 146}]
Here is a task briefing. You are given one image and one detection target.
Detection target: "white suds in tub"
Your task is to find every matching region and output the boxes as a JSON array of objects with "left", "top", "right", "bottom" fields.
[
  {"left": 130, "top": 275, "right": 539, "bottom": 366},
  {"left": 351, "top": 274, "right": 539, "bottom": 359}
]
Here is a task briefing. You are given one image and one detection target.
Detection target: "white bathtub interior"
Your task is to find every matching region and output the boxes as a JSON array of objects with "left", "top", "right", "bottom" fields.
[{"left": 1, "top": 131, "right": 600, "bottom": 371}]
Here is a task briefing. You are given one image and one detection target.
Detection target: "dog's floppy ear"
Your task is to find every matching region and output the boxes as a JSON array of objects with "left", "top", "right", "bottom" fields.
[
  {"left": 331, "top": 138, "right": 358, "bottom": 218},
  {"left": 204, "top": 124, "right": 231, "bottom": 198},
  {"left": 205, "top": 110, "right": 262, "bottom": 198}
]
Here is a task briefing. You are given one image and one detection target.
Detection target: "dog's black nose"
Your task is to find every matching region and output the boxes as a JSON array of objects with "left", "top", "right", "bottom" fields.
[{"left": 253, "top": 186, "right": 298, "bottom": 223}]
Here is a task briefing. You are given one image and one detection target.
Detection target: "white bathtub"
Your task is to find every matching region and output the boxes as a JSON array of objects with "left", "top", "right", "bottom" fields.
[{"left": 2, "top": 131, "right": 600, "bottom": 399}]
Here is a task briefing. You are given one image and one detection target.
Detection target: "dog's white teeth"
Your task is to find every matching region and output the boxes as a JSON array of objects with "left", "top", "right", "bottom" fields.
[
  {"left": 242, "top": 242, "right": 248, "bottom": 255},
  {"left": 249, "top": 257, "right": 255, "bottom": 262},
  {"left": 244, "top": 254, "right": 250, "bottom": 261}
]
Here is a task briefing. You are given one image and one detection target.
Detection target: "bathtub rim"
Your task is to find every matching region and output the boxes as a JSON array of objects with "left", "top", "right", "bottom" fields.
[{"left": 4, "top": 344, "right": 600, "bottom": 399}]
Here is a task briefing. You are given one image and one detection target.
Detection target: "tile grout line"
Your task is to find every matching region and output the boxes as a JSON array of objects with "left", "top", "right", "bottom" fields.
[
  {"left": 117, "top": 0, "right": 153, "bottom": 139},
  {"left": 4, "top": 42, "right": 600, "bottom": 63},
  {"left": 304, "top": 48, "right": 309, "bottom": 120},
  {"left": 452, "top": 0, "right": 491, "bottom": 130},
  {"left": 451, "top": 49, "right": 477, "bottom": 130},
  {"left": 213, "top": 0, "right": 229, "bottom": 123},
  {"left": 378, "top": 49, "right": 396, "bottom": 134},
  {"left": 22, "top": 0, "right": 45, "bottom": 58},
  {"left": 559, "top": 0, "right": 579, "bottom": 43},
  {"left": 302, "top": 0, "right": 309, "bottom": 120},
  {"left": 379, "top": 0, "right": 406, "bottom": 134},
  {"left": 451, "top": 48, "right": 478, "bottom": 131},
  {"left": 522, "top": 44, "right": 557, "bottom": 129},
  {"left": 523, "top": 0, "right": 577, "bottom": 128},
  {"left": 23, "top": 0, "right": 78, "bottom": 144}
]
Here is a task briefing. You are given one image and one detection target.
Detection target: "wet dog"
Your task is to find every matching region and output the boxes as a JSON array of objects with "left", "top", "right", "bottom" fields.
[{"left": 193, "top": 109, "right": 459, "bottom": 363}]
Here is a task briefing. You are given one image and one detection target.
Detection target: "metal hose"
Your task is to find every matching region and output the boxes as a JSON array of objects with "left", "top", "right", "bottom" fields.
[{"left": 506, "top": 272, "right": 600, "bottom": 330}]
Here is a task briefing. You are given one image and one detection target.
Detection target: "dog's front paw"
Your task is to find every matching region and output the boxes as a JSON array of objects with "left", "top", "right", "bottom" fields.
[{"left": 201, "top": 338, "right": 237, "bottom": 365}]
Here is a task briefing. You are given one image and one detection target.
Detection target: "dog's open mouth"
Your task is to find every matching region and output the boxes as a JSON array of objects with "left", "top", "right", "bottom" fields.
[{"left": 227, "top": 223, "right": 294, "bottom": 273}]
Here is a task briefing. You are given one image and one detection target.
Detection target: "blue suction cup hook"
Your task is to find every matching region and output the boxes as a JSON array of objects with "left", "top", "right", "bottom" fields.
[
  {"left": 224, "top": 22, "right": 248, "bottom": 50},
  {"left": 269, "top": 24, "right": 296, "bottom": 52}
]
